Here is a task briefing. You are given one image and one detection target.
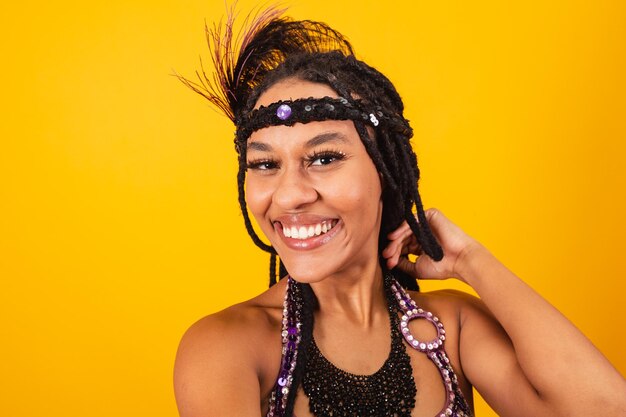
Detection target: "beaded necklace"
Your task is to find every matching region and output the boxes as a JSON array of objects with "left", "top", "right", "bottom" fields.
[
  {"left": 391, "top": 280, "right": 473, "bottom": 417},
  {"left": 266, "top": 277, "right": 304, "bottom": 416},
  {"left": 266, "top": 275, "right": 474, "bottom": 417}
]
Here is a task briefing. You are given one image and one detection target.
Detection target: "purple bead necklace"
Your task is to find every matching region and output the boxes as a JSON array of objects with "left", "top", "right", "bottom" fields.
[
  {"left": 391, "top": 280, "right": 473, "bottom": 417},
  {"left": 266, "top": 277, "right": 303, "bottom": 416},
  {"left": 266, "top": 275, "right": 473, "bottom": 417}
]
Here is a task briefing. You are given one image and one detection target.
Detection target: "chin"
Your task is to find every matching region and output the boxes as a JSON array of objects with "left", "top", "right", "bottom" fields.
[
  {"left": 282, "top": 265, "right": 329, "bottom": 284},
  {"left": 278, "top": 256, "right": 338, "bottom": 284}
]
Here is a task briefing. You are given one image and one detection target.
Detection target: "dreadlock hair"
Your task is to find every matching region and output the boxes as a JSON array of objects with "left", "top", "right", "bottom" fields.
[
  {"left": 179, "top": 8, "right": 443, "bottom": 415},
  {"left": 178, "top": 6, "right": 443, "bottom": 283}
]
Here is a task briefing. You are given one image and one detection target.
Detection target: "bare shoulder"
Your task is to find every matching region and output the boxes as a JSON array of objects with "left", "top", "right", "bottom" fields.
[
  {"left": 412, "top": 288, "right": 500, "bottom": 349},
  {"left": 174, "top": 280, "right": 287, "bottom": 417},
  {"left": 405, "top": 288, "right": 495, "bottom": 392},
  {"left": 408, "top": 288, "right": 489, "bottom": 323}
]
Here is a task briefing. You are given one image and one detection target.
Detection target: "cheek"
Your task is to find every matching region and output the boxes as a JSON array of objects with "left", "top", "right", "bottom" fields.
[
  {"left": 244, "top": 177, "right": 273, "bottom": 220},
  {"left": 329, "top": 164, "right": 382, "bottom": 217}
]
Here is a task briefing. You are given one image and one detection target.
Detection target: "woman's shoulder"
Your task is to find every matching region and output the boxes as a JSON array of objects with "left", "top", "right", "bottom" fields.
[
  {"left": 176, "top": 278, "right": 287, "bottom": 362},
  {"left": 405, "top": 289, "right": 492, "bottom": 353},
  {"left": 408, "top": 288, "right": 485, "bottom": 319},
  {"left": 401, "top": 288, "right": 483, "bottom": 346},
  {"left": 404, "top": 288, "right": 491, "bottom": 395},
  {"left": 174, "top": 279, "right": 287, "bottom": 416}
]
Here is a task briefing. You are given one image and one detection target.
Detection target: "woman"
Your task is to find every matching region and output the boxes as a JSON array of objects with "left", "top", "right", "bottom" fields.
[{"left": 174, "top": 8, "right": 626, "bottom": 417}]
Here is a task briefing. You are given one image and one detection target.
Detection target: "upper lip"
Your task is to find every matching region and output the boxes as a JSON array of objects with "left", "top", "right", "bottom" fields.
[{"left": 273, "top": 214, "right": 338, "bottom": 228}]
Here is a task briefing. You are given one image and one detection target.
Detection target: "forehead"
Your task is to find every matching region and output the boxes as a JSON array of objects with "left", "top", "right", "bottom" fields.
[
  {"left": 247, "top": 119, "right": 356, "bottom": 151},
  {"left": 249, "top": 78, "right": 359, "bottom": 150},
  {"left": 254, "top": 78, "right": 340, "bottom": 108}
]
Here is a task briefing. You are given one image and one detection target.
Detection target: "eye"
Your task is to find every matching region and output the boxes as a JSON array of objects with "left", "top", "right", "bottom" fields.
[
  {"left": 308, "top": 151, "right": 346, "bottom": 167},
  {"left": 246, "top": 159, "right": 278, "bottom": 171}
]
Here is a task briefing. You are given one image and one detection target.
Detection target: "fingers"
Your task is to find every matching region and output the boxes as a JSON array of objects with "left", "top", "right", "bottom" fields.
[
  {"left": 384, "top": 239, "right": 405, "bottom": 269},
  {"left": 383, "top": 208, "right": 445, "bottom": 270},
  {"left": 382, "top": 226, "right": 412, "bottom": 255},
  {"left": 387, "top": 208, "right": 443, "bottom": 240},
  {"left": 383, "top": 234, "right": 423, "bottom": 270},
  {"left": 395, "top": 255, "right": 416, "bottom": 277},
  {"left": 382, "top": 226, "right": 416, "bottom": 260},
  {"left": 424, "top": 207, "right": 441, "bottom": 221},
  {"left": 386, "top": 220, "right": 410, "bottom": 240}
]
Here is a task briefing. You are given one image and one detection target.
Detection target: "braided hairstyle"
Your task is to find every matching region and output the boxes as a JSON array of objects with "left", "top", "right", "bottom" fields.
[
  {"left": 244, "top": 51, "right": 443, "bottom": 288},
  {"left": 179, "top": 7, "right": 443, "bottom": 284},
  {"left": 179, "top": 8, "right": 443, "bottom": 415}
]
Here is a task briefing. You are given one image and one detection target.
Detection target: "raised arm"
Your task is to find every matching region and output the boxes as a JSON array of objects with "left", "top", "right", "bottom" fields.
[{"left": 382, "top": 208, "right": 626, "bottom": 417}]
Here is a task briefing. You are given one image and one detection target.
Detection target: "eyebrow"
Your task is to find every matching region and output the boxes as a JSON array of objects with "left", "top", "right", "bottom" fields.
[{"left": 247, "top": 131, "right": 349, "bottom": 152}]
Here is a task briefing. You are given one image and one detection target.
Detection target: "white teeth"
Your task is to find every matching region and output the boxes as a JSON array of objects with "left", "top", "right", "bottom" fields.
[{"left": 282, "top": 220, "right": 337, "bottom": 239}]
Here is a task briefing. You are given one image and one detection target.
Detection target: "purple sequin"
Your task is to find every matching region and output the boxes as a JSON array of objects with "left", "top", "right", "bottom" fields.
[{"left": 276, "top": 104, "right": 292, "bottom": 120}]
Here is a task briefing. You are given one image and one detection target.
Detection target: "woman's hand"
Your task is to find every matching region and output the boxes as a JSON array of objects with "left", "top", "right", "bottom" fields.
[
  {"left": 384, "top": 209, "right": 626, "bottom": 417},
  {"left": 381, "top": 208, "right": 480, "bottom": 282}
]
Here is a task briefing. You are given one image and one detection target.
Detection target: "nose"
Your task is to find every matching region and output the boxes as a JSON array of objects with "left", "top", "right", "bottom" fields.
[{"left": 272, "top": 166, "right": 319, "bottom": 210}]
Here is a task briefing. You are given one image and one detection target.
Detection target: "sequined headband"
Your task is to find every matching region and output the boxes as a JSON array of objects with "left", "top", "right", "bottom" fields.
[{"left": 235, "top": 96, "right": 395, "bottom": 142}]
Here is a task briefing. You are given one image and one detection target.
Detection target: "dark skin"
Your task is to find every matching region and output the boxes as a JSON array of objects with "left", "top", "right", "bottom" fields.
[{"left": 174, "top": 79, "right": 626, "bottom": 417}]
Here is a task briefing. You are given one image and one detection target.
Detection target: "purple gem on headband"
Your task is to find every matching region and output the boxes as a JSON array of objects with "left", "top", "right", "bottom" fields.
[{"left": 276, "top": 104, "right": 292, "bottom": 120}]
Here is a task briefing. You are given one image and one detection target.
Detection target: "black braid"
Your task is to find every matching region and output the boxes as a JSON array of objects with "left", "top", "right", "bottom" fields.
[
  {"left": 278, "top": 257, "right": 288, "bottom": 280},
  {"left": 240, "top": 49, "right": 444, "bottom": 414},
  {"left": 393, "top": 125, "right": 444, "bottom": 261},
  {"left": 183, "top": 11, "right": 444, "bottom": 415},
  {"left": 243, "top": 49, "right": 445, "bottom": 281},
  {"left": 352, "top": 120, "right": 401, "bottom": 195},
  {"left": 269, "top": 253, "right": 277, "bottom": 287},
  {"left": 284, "top": 282, "right": 316, "bottom": 417},
  {"left": 236, "top": 149, "right": 275, "bottom": 254}
]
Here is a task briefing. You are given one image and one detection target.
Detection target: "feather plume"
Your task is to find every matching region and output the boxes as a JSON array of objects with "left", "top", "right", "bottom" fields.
[{"left": 176, "top": 4, "right": 354, "bottom": 122}]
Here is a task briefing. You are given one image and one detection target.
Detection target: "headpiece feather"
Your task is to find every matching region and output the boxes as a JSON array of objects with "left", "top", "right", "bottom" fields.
[{"left": 176, "top": 5, "right": 354, "bottom": 122}]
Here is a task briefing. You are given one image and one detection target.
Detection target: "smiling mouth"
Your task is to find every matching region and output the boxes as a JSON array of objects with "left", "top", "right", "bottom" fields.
[{"left": 279, "top": 219, "right": 339, "bottom": 240}]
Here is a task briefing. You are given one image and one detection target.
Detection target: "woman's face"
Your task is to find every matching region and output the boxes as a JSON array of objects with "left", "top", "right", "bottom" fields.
[{"left": 245, "top": 78, "right": 383, "bottom": 283}]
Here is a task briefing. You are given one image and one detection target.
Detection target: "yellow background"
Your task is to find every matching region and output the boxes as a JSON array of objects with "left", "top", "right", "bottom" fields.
[{"left": 1, "top": 1, "right": 624, "bottom": 416}]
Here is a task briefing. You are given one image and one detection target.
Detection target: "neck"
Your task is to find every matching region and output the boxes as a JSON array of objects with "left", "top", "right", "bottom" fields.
[{"left": 308, "top": 261, "right": 387, "bottom": 328}]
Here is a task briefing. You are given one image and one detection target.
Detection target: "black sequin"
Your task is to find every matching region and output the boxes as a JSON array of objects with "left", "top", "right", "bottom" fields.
[{"left": 302, "top": 276, "right": 417, "bottom": 416}]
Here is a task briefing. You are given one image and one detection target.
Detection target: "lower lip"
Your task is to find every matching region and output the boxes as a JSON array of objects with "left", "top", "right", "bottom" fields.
[{"left": 275, "top": 221, "right": 342, "bottom": 251}]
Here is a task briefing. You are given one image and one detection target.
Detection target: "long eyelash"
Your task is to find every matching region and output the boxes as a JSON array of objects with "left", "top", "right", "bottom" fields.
[
  {"left": 305, "top": 148, "right": 346, "bottom": 163},
  {"left": 246, "top": 149, "right": 346, "bottom": 170},
  {"left": 246, "top": 158, "right": 278, "bottom": 170}
]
